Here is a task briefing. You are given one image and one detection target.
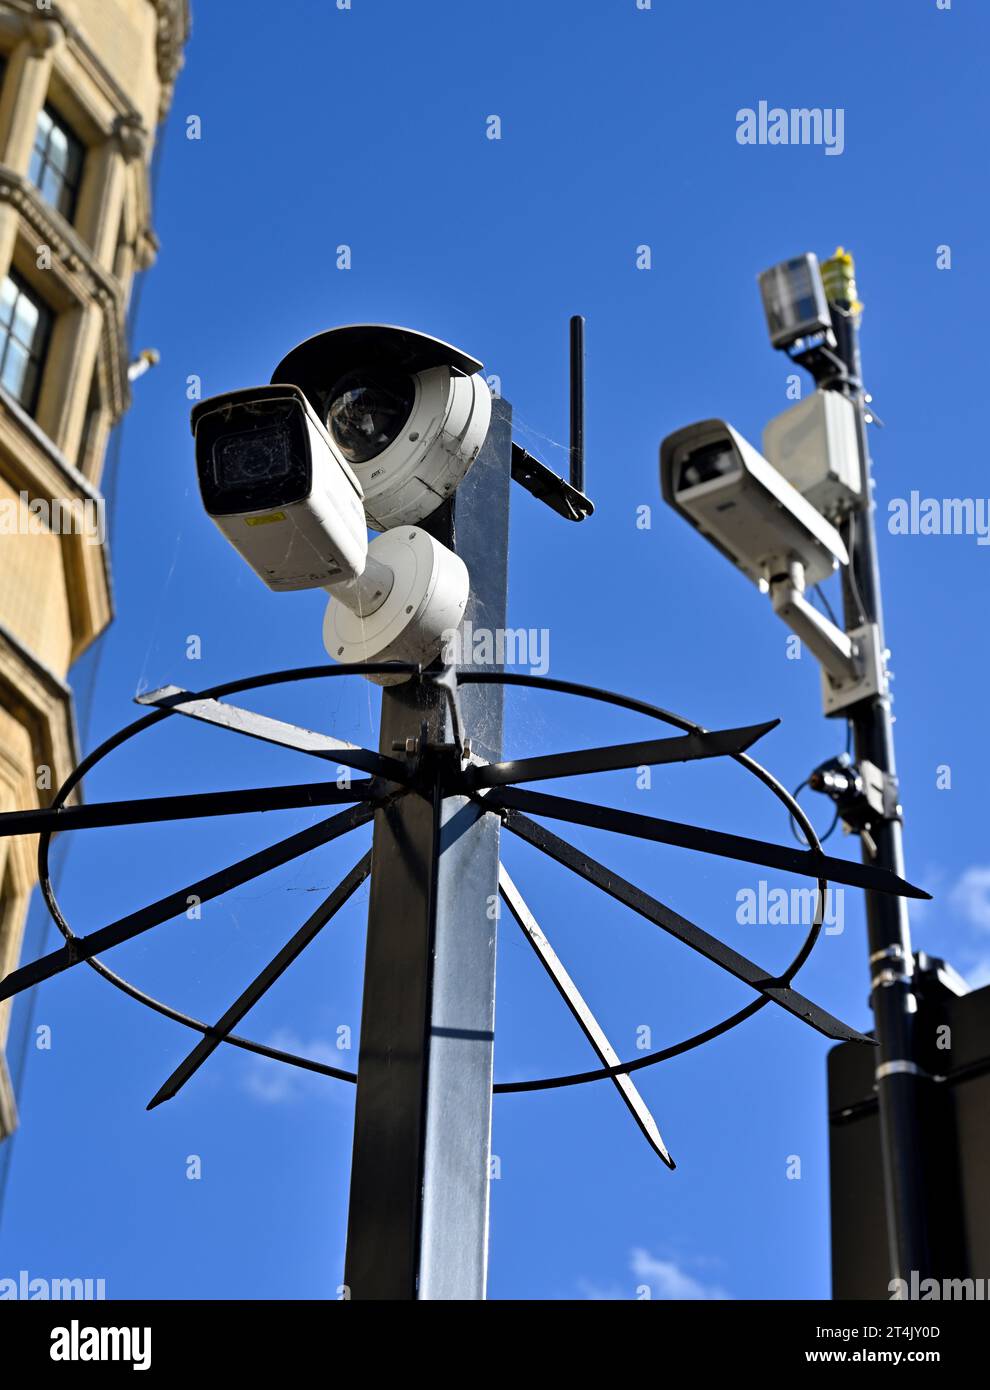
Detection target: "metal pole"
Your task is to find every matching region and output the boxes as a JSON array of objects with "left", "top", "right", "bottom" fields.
[
  {"left": 343, "top": 398, "right": 512, "bottom": 1300},
  {"left": 829, "top": 284, "right": 935, "bottom": 1287}
]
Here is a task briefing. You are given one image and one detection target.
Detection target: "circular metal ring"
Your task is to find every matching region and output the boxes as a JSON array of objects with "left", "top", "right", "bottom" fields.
[{"left": 36, "top": 665, "right": 827, "bottom": 1095}]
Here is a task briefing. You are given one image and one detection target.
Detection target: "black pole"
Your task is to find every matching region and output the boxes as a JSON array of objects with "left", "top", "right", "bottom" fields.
[
  {"left": 569, "top": 315, "right": 585, "bottom": 494},
  {"left": 829, "top": 280, "right": 935, "bottom": 1287},
  {"left": 342, "top": 399, "right": 512, "bottom": 1300}
]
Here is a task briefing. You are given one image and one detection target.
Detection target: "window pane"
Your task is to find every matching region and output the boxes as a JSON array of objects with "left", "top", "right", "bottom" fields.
[
  {"left": 40, "top": 166, "right": 62, "bottom": 208},
  {"left": 65, "top": 142, "right": 83, "bottom": 185},
  {"left": 55, "top": 182, "right": 74, "bottom": 220},
  {"left": 0, "top": 276, "right": 52, "bottom": 413},
  {"left": 28, "top": 106, "right": 84, "bottom": 224},
  {"left": 19, "top": 358, "right": 39, "bottom": 413},
  {"left": 1, "top": 339, "right": 29, "bottom": 399},
  {"left": 12, "top": 293, "right": 39, "bottom": 347},
  {"left": 0, "top": 277, "right": 17, "bottom": 327},
  {"left": 48, "top": 124, "right": 69, "bottom": 170}
]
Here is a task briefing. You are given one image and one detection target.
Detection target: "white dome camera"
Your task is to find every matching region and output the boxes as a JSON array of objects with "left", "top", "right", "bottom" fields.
[
  {"left": 271, "top": 324, "right": 492, "bottom": 530},
  {"left": 192, "top": 382, "right": 469, "bottom": 682}
]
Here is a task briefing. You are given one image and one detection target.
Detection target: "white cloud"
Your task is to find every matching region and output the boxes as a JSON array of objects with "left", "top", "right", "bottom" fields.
[
  {"left": 580, "top": 1249, "right": 730, "bottom": 1300},
  {"left": 629, "top": 1248, "right": 729, "bottom": 1300},
  {"left": 242, "top": 1029, "right": 351, "bottom": 1104},
  {"left": 950, "top": 866, "right": 990, "bottom": 932}
]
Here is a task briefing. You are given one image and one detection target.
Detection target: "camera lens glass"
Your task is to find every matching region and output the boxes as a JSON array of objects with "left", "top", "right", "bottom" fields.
[
  {"left": 215, "top": 424, "right": 293, "bottom": 488},
  {"left": 325, "top": 370, "right": 415, "bottom": 464},
  {"left": 197, "top": 397, "right": 311, "bottom": 516},
  {"left": 679, "top": 442, "right": 738, "bottom": 490}
]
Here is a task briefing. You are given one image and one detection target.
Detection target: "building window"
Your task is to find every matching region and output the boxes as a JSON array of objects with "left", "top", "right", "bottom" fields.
[
  {"left": 0, "top": 273, "right": 54, "bottom": 414},
  {"left": 29, "top": 105, "right": 85, "bottom": 223}
]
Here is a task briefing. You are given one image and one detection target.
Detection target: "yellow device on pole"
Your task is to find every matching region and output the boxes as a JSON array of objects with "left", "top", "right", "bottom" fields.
[{"left": 822, "top": 246, "right": 865, "bottom": 315}]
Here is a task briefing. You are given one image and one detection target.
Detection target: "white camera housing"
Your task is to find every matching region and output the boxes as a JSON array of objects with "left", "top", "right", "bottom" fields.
[
  {"left": 762, "top": 390, "right": 862, "bottom": 521},
  {"left": 193, "top": 384, "right": 368, "bottom": 592},
  {"left": 660, "top": 419, "right": 849, "bottom": 588},
  {"left": 324, "top": 527, "right": 469, "bottom": 686},
  {"left": 193, "top": 383, "right": 471, "bottom": 681},
  {"left": 272, "top": 324, "right": 492, "bottom": 531}
]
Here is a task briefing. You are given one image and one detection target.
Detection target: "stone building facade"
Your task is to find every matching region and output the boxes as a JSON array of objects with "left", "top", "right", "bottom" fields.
[{"left": 0, "top": 0, "right": 189, "bottom": 1137}]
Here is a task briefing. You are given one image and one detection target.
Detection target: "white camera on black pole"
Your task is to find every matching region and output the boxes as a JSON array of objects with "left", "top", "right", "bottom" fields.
[
  {"left": 193, "top": 327, "right": 493, "bottom": 684},
  {"left": 660, "top": 419, "right": 883, "bottom": 715}
]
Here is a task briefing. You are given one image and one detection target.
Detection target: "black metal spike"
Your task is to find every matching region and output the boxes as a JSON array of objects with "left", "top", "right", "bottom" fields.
[
  {"left": 487, "top": 786, "right": 930, "bottom": 901},
  {"left": 136, "top": 686, "right": 411, "bottom": 783},
  {"left": 465, "top": 719, "right": 779, "bottom": 791},
  {"left": 0, "top": 802, "right": 379, "bottom": 1003},
  {"left": 147, "top": 851, "right": 372, "bottom": 1110},
  {"left": 499, "top": 865, "right": 674, "bottom": 1167},
  {"left": 0, "top": 781, "right": 384, "bottom": 840},
  {"left": 503, "top": 809, "right": 876, "bottom": 1045}
]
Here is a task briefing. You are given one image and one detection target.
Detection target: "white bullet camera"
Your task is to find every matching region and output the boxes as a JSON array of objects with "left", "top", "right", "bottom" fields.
[
  {"left": 272, "top": 324, "right": 492, "bottom": 530},
  {"left": 659, "top": 419, "right": 848, "bottom": 589},
  {"left": 193, "top": 379, "right": 470, "bottom": 682},
  {"left": 194, "top": 384, "right": 368, "bottom": 592}
]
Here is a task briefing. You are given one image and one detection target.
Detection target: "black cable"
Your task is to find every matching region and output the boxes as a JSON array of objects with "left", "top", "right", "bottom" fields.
[{"left": 787, "top": 776, "right": 841, "bottom": 848}]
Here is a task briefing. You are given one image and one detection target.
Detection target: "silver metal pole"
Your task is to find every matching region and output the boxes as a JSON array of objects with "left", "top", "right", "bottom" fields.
[{"left": 343, "top": 400, "right": 512, "bottom": 1300}]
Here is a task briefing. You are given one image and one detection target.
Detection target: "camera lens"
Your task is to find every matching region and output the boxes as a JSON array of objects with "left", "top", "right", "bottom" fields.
[
  {"left": 679, "top": 442, "right": 738, "bottom": 490},
  {"left": 326, "top": 370, "right": 415, "bottom": 464},
  {"left": 198, "top": 397, "right": 311, "bottom": 516},
  {"left": 214, "top": 424, "right": 293, "bottom": 487}
]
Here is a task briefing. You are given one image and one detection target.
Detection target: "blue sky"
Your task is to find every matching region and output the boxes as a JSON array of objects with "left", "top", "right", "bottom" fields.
[{"left": 3, "top": 0, "right": 989, "bottom": 1300}]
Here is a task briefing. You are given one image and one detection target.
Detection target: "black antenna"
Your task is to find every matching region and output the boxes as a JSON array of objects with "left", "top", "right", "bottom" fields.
[
  {"left": 569, "top": 314, "right": 585, "bottom": 494},
  {"left": 509, "top": 313, "right": 594, "bottom": 521}
]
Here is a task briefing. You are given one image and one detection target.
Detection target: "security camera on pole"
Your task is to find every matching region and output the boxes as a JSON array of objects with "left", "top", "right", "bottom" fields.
[
  {"left": 658, "top": 249, "right": 971, "bottom": 1293},
  {"left": 193, "top": 330, "right": 494, "bottom": 677},
  {"left": 192, "top": 324, "right": 508, "bottom": 1297}
]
